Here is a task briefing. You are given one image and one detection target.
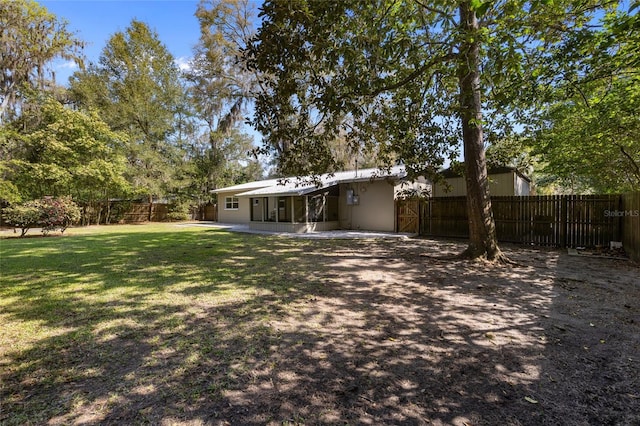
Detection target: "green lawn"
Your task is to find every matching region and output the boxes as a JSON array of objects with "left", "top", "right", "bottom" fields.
[
  {"left": 3, "top": 224, "right": 638, "bottom": 425},
  {"left": 0, "top": 223, "right": 330, "bottom": 424}
]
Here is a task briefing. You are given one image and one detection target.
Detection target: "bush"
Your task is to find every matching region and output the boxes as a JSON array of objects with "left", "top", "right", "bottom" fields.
[
  {"left": 2, "top": 197, "right": 81, "bottom": 237},
  {"left": 167, "top": 201, "right": 190, "bottom": 222},
  {"left": 2, "top": 204, "right": 41, "bottom": 236},
  {"left": 38, "top": 197, "right": 81, "bottom": 235}
]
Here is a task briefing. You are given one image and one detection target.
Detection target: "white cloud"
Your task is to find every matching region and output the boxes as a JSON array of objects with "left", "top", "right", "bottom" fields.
[
  {"left": 175, "top": 56, "right": 192, "bottom": 72},
  {"left": 56, "top": 60, "right": 79, "bottom": 70}
]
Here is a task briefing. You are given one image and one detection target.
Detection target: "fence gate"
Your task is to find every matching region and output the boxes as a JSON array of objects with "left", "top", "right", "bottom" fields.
[{"left": 396, "top": 199, "right": 420, "bottom": 233}]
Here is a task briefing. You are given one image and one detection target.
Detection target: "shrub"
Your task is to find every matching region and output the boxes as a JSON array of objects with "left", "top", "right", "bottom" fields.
[
  {"left": 2, "top": 204, "right": 41, "bottom": 236},
  {"left": 38, "top": 197, "right": 81, "bottom": 235},
  {"left": 167, "top": 201, "right": 190, "bottom": 222},
  {"left": 2, "top": 197, "right": 81, "bottom": 237}
]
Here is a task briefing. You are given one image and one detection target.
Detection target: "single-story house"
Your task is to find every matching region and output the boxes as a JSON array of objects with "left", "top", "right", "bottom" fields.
[
  {"left": 213, "top": 166, "right": 427, "bottom": 233},
  {"left": 432, "top": 166, "right": 531, "bottom": 197}
]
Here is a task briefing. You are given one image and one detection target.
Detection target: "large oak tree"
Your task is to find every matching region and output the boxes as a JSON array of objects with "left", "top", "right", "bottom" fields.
[
  {"left": 245, "top": 0, "right": 611, "bottom": 260},
  {"left": 184, "top": 0, "right": 264, "bottom": 199}
]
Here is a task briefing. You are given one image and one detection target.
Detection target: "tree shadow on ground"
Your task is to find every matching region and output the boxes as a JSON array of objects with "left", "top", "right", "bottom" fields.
[{"left": 1, "top": 228, "right": 639, "bottom": 425}]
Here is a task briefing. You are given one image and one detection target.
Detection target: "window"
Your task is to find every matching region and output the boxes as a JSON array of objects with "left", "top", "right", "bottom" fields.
[{"left": 225, "top": 196, "right": 239, "bottom": 210}]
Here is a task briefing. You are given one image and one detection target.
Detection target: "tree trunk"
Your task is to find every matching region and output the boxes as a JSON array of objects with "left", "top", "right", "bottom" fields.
[
  {"left": 457, "top": 2, "right": 502, "bottom": 261},
  {"left": 95, "top": 201, "right": 102, "bottom": 225},
  {"left": 105, "top": 195, "right": 111, "bottom": 224},
  {"left": 148, "top": 194, "right": 153, "bottom": 222}
]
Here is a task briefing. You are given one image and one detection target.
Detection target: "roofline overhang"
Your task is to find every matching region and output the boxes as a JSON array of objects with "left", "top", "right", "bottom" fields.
[
  {"left": 234, "top": 173, "right": 405, "bottom": 198},
  {"left": 213, "top": 166, "right": 408, "bottom": 196},
  {"left": 235, "top": 183, "right": 340, "bottom": 198}
]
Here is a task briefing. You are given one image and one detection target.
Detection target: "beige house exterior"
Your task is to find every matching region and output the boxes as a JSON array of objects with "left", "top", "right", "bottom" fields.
[
  {"left": 432, "top": 167, "right": 531, "bottom": 197},
  {"left": 215, "top": 178, "right": 281, "bottom": 225},
  {"left": 213, "top": 167, "right": 422, "bottom": 233}
]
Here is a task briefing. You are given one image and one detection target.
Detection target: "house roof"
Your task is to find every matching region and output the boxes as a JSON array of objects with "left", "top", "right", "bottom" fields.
[
  {"left": 214, "top": 166, "right": 407, "bottom": 198},
  {"left": 211, "top": 178, "right": 282, "bottom": 194},
  {"left": 440, "top": 166, "right": 531, "bottom": 182}
]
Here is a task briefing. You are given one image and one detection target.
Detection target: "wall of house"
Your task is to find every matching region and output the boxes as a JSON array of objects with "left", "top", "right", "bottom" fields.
[
  {"left": 514, "top": 174, "right": 531, "bottom": 196},
  {"left": 490, "top": 172, "right": 523, "bottom": 196},
  {"left": 432, "top": 172, "right": 530, "bottom": 197},
  {"left": 394, "top": 179, "right": 431, "bottom": 198},
  {"left": 433, "top": 176, "right": 467, "bottom": 197},
  {"left": 339, "top": 180, "right": 395, "bottom": 231},
  {"left": 216, "top": 190, "right": 252, "bottom": 223}
]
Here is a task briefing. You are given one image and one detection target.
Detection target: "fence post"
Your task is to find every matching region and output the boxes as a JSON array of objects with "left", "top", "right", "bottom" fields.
[
  {"left": 622, "top": 192, "right": 640, "bottom": 262},
  {"left": 560, "top": 195, "right": 567, "bottom": 248}
]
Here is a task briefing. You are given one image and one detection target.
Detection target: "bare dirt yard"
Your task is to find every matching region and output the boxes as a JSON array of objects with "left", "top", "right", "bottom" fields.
[
  {"left": 231, "top": 239, "right": 640, "bottom": 426},
  {"left": 1, "top": 228, "right": 639, "bottom": 425}
]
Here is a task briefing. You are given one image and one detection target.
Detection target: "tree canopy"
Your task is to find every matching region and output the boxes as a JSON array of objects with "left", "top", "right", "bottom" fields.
[
  {"left": 245, "top": 0, "right": 616, "bottom": 259},
  {"left": 0, "top": 0, "right": 84, "bottom": 122},
  {"left": 183, "top": 0, "right": 264, "bottom": 199},
  {"left": 2, "top": 96, "right": 129, "bottom": 203},
  {"left": 70, "top": 20, "right": 186, "bottom": 202},
  {"left": 527, "top": 7, "right": 640, "bottom": 193},
  {"left": 1, "top": 1, "right": 264, "bottom": 221}
]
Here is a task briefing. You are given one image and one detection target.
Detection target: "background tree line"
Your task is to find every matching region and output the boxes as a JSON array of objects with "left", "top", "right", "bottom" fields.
[
  {"left": 1, "top": 0, "right": 637, "bottom": 257},
  {"left": 1, "top": 0, "right": 264, "bottom": 222}
]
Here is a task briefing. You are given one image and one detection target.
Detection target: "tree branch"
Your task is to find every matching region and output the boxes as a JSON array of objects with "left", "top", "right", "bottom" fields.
[
  {"left": 567, "top": 77, "right": 591, "bottom": 108},
  {"left": 355, "top": 53, "right": 457, "bottom": 98},
  {"left": 618, "top": 144, "right": 640, "bottom": 181},
  {"left": 376, "top": 0, "right": 400, "bottom": 28},
  {"left": 413, "top": 0, "right": 450, "bottom": 17}
]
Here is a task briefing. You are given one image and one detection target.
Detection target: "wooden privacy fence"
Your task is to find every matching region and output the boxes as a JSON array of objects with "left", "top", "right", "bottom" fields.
[
  {"left": 121, "top": 203, "right": 169, "bottom": 223},
  {"left": 111, "top": 202, "right": 218, "bottom": 223},
  {"left": 81, "top": 202, "right": 220, "bottom": 224},
  {"left": 190, "top": 204, "right": 218, "bottom": 221},
  {"left": 622, "top": 192, "right": 640, "bottom": 261},
  {"left": 409, "top": 194, "right": 630, "bottom": 249}
]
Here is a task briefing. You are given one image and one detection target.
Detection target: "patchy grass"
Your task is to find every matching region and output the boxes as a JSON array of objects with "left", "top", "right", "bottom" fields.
[
  {"left": 1, "top": 223, "right": 639, "bottom": 425},
  {"left": 1, "top": 224, "right": 326, "bottom": 424}
]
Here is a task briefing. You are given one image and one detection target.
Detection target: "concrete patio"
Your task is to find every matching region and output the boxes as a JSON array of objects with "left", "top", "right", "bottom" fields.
[{"left": 178, "top": 222, "right": 414, "bottom": 239}]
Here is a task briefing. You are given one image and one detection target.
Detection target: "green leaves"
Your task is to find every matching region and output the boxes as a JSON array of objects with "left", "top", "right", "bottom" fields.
[
  {"left": 0, "top": 0, "right": 84, "bottom": 122},
  {"left": 180, "top": 0, "right": 265, "bottom": 202},
  {"left": 2, "top": 96, "right": 130, "bottom": 202},
  {"left": 70, "top": 20, "right": 185, "bottom": 200},
  {"left": 516, "top": 4, "right": 640, "bottom": 194},
  {"left": 532, "top": 73, "right": 640, "bottom": 193},
  {"left": 2, "top": 196, "right": 81, "bottom": 236},
  {"left": 470, "top": 0, "right": 492, "bottom": 17},
  {"left": 247, "top": 0, "right": 459, "bottom": 177}
]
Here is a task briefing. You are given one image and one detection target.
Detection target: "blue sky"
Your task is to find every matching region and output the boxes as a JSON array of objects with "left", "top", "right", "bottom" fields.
[
  {"left": 40, "top": 0, "right": 239, "bottom": 84},
  {"left": 41, "top": 0, "right": 265, "bottom": 148}
]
